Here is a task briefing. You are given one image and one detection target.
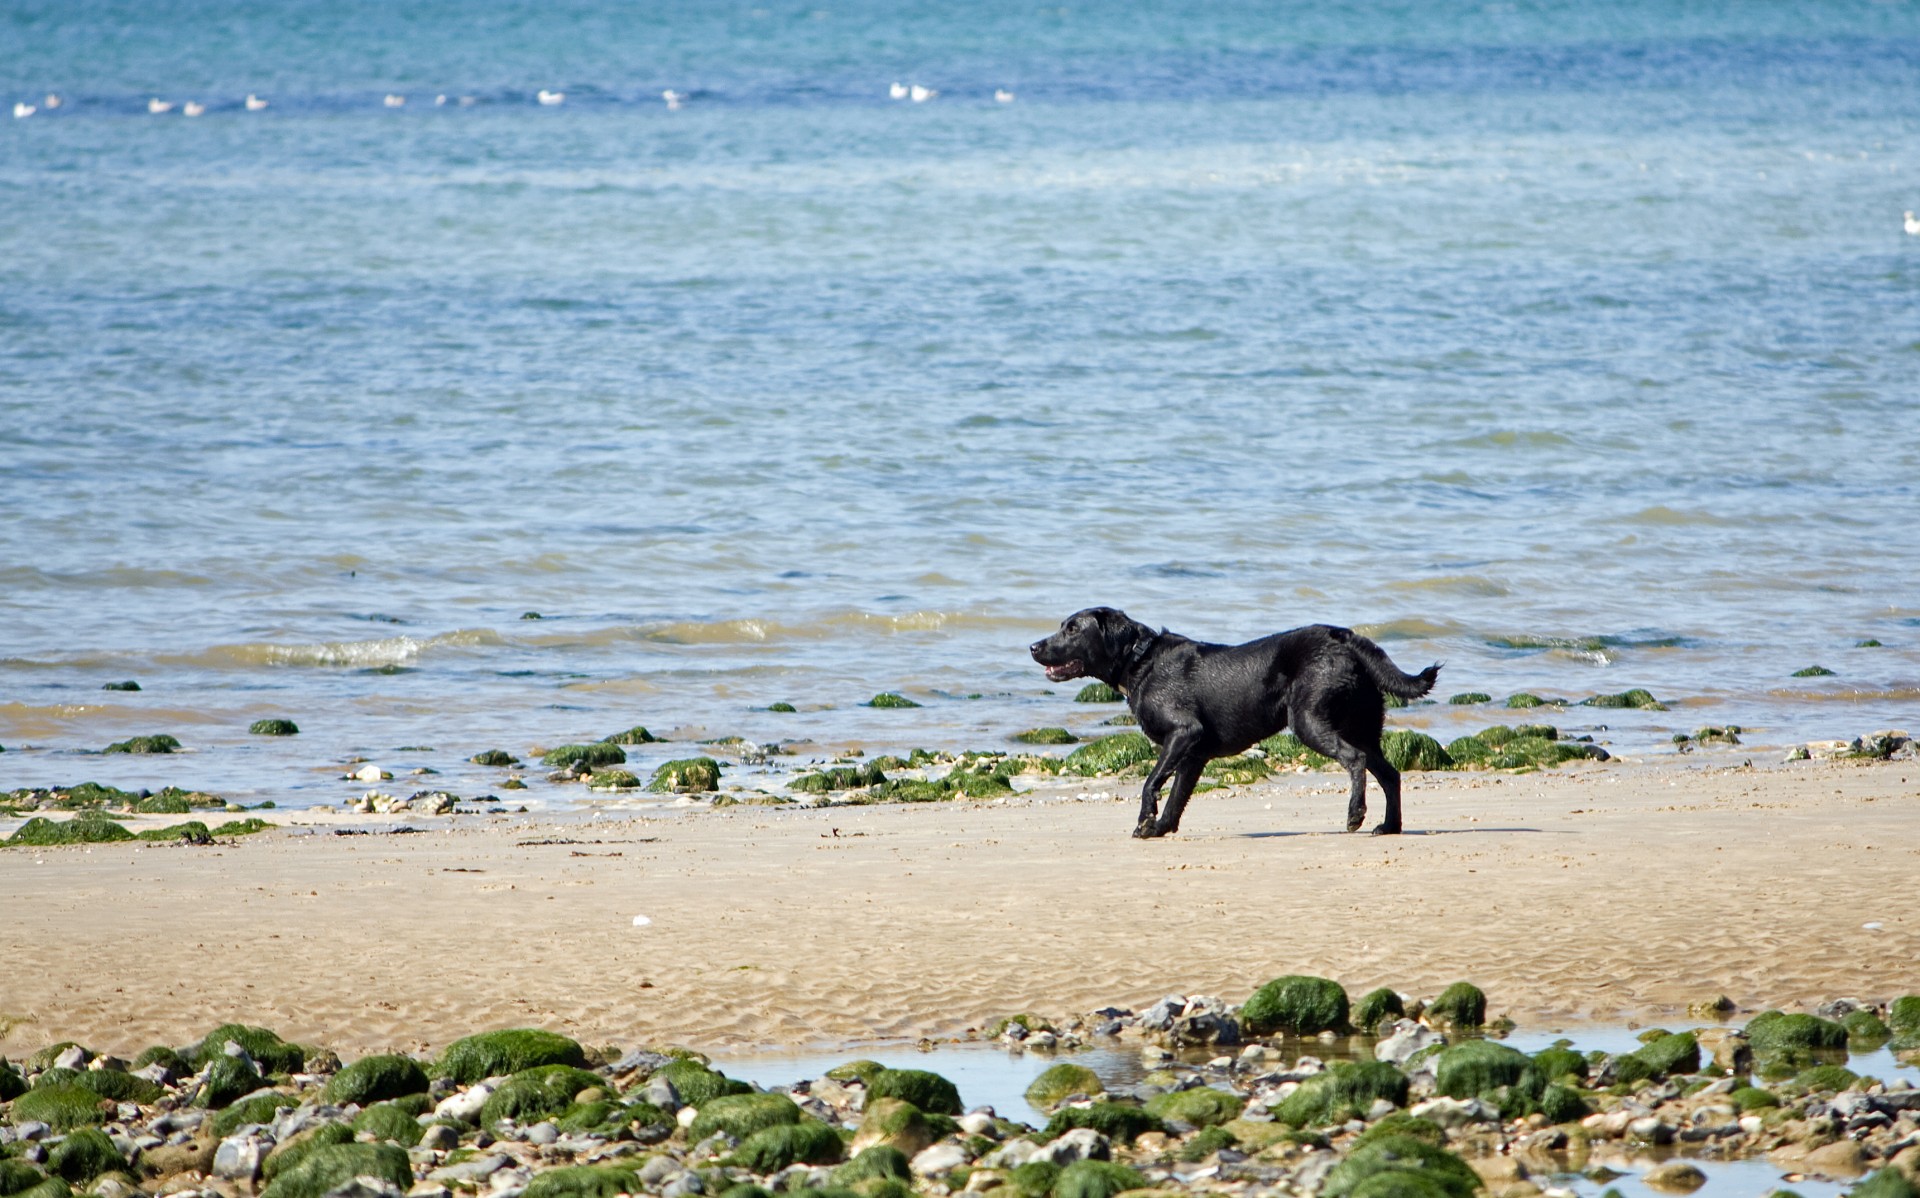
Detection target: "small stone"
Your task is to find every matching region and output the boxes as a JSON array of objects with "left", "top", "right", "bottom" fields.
[
  {"left": 434, "top": 1082, "right": 498, "bottom": 1125},
  {"left": 910, "top": 1143, "right": 972, "bottom": 1176},
  {"left": 1641, "top": 1162, "right": 1707, "bottom": 1192},
  {"left": 212, "top": 1133, "right": 272, "bottom": 1182},
  {"left": 957, "top": 1112, "right": 994, "bottom": 1136},
  {"left": 1028, "top": 1128, "right": 1108, "bottom": 1166},
  {"left": 429, "top": 1153, "right": 510, "bottom": 1184},
  {"left": 1801, "top": 1138, "right": 1869, "bottom": 1174},
  {"left": 1411, "top": 1097, "right": 1499, "bottom": 1128},
  {"left": 1627, "top": 1116, "right": 1675, "bottom": 1145},
  {"left": 1375, "top": 1019, "right": 1445, "bottom": 1065},
  {"left": 320, "top": 1177, "right": 406, "bottom": 1198},
  {"left": 418, "top": 1126, "right": 459, "bottom": 1153},
  {"left": 524, "top": 1122, "right": 558, "bottom": 1146},
  {"left": 350, "top": 764, "right": 391, "bottom": 783}
]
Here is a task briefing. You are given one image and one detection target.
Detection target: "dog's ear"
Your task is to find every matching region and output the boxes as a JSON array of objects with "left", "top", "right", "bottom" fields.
[{"left": 1093, "top": 608, "right": 1143, "bottom": 658}]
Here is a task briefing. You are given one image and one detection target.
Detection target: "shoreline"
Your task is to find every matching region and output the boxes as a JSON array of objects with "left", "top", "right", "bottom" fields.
[{"left": 4, "top": 753, "right": 1917, "bottom": 1061}]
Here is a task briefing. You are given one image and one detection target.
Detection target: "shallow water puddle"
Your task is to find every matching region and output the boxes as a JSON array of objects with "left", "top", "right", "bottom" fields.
[{"left": 1551, "top": 1156, "right": 1847, "bottom": 1198}]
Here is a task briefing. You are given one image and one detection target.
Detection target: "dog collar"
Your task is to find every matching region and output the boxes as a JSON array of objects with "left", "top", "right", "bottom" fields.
[{"left": 1125, "top": 631, "right": 1160, "bottom": 669}]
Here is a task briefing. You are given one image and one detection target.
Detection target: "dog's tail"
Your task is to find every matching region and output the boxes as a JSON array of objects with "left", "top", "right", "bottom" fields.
[{"left": 1343, "top": 630, "right": 1442, "bottom": 699}]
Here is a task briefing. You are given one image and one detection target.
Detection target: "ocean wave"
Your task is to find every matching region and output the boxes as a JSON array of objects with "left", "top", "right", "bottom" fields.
[
  {"left": 630, "top": 611, "right": 1035, "bottom": 646},
  {"left": 158, "top": 629, "right": 506, "bottom": 669},
  {"left": 1767, "top": 687, "right": 1920, "bottom": 704},
  {"left": 1384, "top": 575, "right": 1511, "bottom": 598},
  {"left": 0, "top": 565, "right": 214, "bottom": 589},
  {"left": 1354, "top": 618, "right": 1467, "bottom": 641},
  {"left": 1624, "top": 505, "right": 1736, "bottom": 526}
]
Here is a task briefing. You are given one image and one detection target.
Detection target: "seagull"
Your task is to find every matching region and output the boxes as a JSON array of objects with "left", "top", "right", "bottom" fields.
[
  {"left": 888, "top": 82, "right": 908, "bottom": 100},
  {"left": 994, "top": 88, "right": 1015, "bottom": 103},
  {"left": 434, "top": 94, "right": 447, "bottom": 105},
  {"left": 43, "top": 93, "right": 61, "bottom": 109},
  {"left": 383, "top": 93, "right": 405, "bottom": 108},
  {"left": 1906, "top": 211, "right": 1920, "bottom": 236},
  {"left": 182, "top": 100, "right": 205, "bottom": 117},
  {"left": 909, "top": 84, "right": 936, "bottom": 102},
  {"left": 147, "top": 98, "right": 174, "bottom": 114},
  {"left": 245, "top": 94, "right": 268, "bottom": 111},
  {"left": 537, "top": 89, "right": 564, "bottom": 106},
  {"left": 662, "top": 89, "right": 684, "bottom": 109},
  {"left": 12, "top": 102, "right": 34, "bottom": 119}
]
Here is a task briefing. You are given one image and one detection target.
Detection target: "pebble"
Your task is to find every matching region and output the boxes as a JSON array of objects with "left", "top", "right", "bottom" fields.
[
  {"left": 1640, "top": 1161, "right": 1708, "bottom": 1191},
  {"left": 910, "top": 1143, "right": 973, "bottom": 1175}
]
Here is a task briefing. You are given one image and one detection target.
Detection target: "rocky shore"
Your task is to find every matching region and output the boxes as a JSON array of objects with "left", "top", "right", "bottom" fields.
[{"left": 4, "top": 982, "right": 1919, "bottom": 1198}]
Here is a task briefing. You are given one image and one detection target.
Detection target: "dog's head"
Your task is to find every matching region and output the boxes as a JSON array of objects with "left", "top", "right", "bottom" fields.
[{"left": 1029, "top": 607, "right": 1153, "bottom": 684}]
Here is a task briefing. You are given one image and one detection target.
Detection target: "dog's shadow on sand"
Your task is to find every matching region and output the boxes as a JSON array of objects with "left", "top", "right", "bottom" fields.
[{"left": 1238, "top": 827, "right": 1551, "bottom": 839}]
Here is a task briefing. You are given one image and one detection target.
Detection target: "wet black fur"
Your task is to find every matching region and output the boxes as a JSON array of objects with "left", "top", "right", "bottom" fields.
[{"left": 1029, "top": 607, "right": 1440, "bottom": 838}]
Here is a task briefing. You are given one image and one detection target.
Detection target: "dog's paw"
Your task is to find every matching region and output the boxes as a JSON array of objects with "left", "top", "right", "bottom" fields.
[
  {"left": 1345, "top": 817, "right": 1365, "bottom": 833},
  {"left": 1133, "top": 818, "right": 1164, "bottom": 839},
  {"left": 1369, "top": 822, "right": 1402, "bottom": 836}
]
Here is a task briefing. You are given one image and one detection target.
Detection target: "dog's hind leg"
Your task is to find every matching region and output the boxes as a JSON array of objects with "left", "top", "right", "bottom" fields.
[
  {"left": 1365, "top": 747, "right": 1403, "bottom": 835},
  {"left": 1293, "top": 715, "right": 1372, "bottom": 832}
]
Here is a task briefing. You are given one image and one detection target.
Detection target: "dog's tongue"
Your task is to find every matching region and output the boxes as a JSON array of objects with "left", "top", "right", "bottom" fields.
[{"left": 1045, "top": 661, "right": 1081, "bottom": 682}]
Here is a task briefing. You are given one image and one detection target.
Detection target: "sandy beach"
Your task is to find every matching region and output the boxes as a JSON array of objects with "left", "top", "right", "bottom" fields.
[{"left": 2, "top": 754, "right": 1916, "bottom": 1061}]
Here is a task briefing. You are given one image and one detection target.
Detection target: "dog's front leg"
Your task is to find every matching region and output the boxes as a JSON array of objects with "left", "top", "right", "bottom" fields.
[
  {"left": 1134, "top": 753, "right": 1174, "bottom": 838},
  {"left": 1153, "top": 759, "right": 1205, "bottom": 836},
  {"left": 1134, "top": 728, "right": 1202, "bottom": 839}
]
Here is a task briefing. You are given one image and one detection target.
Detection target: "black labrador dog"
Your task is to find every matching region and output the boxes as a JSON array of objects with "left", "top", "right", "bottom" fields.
[{"left": 1030, "top": 607, "right": 1439, "bottom": 838}]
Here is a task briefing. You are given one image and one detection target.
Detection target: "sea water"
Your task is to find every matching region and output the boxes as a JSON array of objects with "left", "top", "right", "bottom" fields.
[{"left": 4, "top": 0, "right": 1917, "bottom": 810}]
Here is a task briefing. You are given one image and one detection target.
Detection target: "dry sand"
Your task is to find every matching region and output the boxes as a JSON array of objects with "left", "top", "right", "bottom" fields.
[{"left": 3, "top": 754, "right": 1917, "bottom": 1060}]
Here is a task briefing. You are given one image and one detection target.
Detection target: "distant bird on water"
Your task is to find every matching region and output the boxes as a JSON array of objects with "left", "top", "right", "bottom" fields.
[
  {"left": 662, "top": 89, "right": 684, "bottom": 109},
  {"left": 147, "top": 97, "right": 174, "bottom": 114},
  {"left": 537, "top": 89, "right": 565, "bottom": 106},
  {"left": 994, "top": 88, "right": 1016, "bottom": 103},
  {"left": 888, "top": 81, "right": 908, "bottom": 99},
  {"left": 182, "top": 100, "right": 205, "bottom": 117},
  {"left": 1906, "top": 210, "right": 1920, "bottom": 236},
  {"left": 43, "top": 93, "right": 62, "bottom": 109},
  {"left": 909, "top": 84, "right": 936, "bottom": 102},
  {"left": 12, "top": 101, "right": 34, "bottom": 119},
  {"left": 245, "top": 93, "right": 268, "bottom": 111},
  {"left": 383, "top": 93, "right": 405, "bottom": 108}
]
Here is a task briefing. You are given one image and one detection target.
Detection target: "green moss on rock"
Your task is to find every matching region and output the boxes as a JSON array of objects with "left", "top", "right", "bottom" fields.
[
  {"left": 261, "top": 1143, "right": 413, "bottom": 1198},
  {"left": 210, "top": 1092, "right": 298, "bottom": 1138},
  {"left": 1273, "top": 1061, "right": 1409, "bottom": 1127},
  {"left": 8, "top": 1084, "right": 110, "bottom": 1130},
  {"left": 520, "top": 1167, "right": 644, "bottom": 1198},
  {"left": 1144, "top": 1087, "right": 1244, "bottom": 1127},
  {"left": 1202, "top": 754, "right": 1272, "bottom": 784},
  {"left": 479, "top": 1065, "right": 606, "bottom": 1125},
  {"left": 261, "top": 1125, "right": 355, "bottom": 1184},
  {"left": 325, "top": 1053, "right": 430, "bottom": 1105},
  {"left": 1505, "top": 693, "right": 1554, "bottom": 709},
  {"left": 1321, "top": 1134, "right": 1481, "bottom": 1198},
  {"left": 1434, "top": 1039, "right": 1531, "bottom": 1099},
  {"left": 541, "top": 742, "right": 627, "bottom": 769},
  {"left": 135, "top": 820, "right": 212, "bottom": 843},
  {"left": 1537, "top": 1084, "right": 1589, "bottom": 1124},
  {"left": 688, "top": 1092, "right": 801, "bottom": 1141},
  {"left": 1582, "top": 688, "right": 1666, "bottom": 710},
  {"left": 587, "top": 770, "right": 641, "bottom": 789},
  {"left": 1792, "top": 665, "right": 1835, "bottom": 678},
  {"left": 1381, "top": 731, "right": 1454, "bottom": 772},
  {"left": 1041, "top": 1103, "right": 1164, "bottom": 1145},
  {"left": 1073, "top": 683, "right": 1123, "bottom": 703},
  {"left": 867, "top": 1067, "right": 962, "bottom": 1115},
  {"left": 1012, "top": 1162, "right": 1061, "bottom": 1198},
  {"left": 1061, "top": 733, "right": 1157, "bottom": 777},
  {"left": 194, "top": 1023, "right": 305, "bottom": 1073},
  {"left": 647, "top": 757, "right": 723, "bottom": 793},
  {"left": 249, "top": 719, "right": 300, "bottom": 736},
  {"left": 1447, "top": 693, "right": 1491, "bottom": 706},
  {"left": 825, "top": 1060, "right": 885, "bottom": 1083},
  {"left": 1848, "top": 1170, "right": 1920, "bottom": 1198},
  {"left": 6, "top": 815, "right": 135, "bottom": 847},
  {"left": 1843, "top": 1010, "right": 1890, "bottom": 1045},
  {"left": 352, "top": 1102, "right": 426, "bottom": 1146},
  {"left": 103, "top": 734, "right": 181, "bottom": 754},
  {"left": 834, "top": 1146, "right": 911, "bottom": 1185},
  {"left": 197, "top": 1053, "right": 265, "bottom": 1109},
  {"left": 865, "top": 693, "right": 921, "bottom": 709},
  {"left": 732, "top": 1121, "right": 845, "bottom": 1172},
  {"left": 45, "top": 1130, "right": 127, "bottom": 1184},
  {"left": 0, "top": 1161, "right": 47, "bottom": 1197},
  {"left": 1242, "top": 975, "right": 1351, "bottom": 1036},
  {"left": 0, "top": 1059, "right": 25, "bottom": 1102},
  {"left": 1614, "top": 1033, "right": 1699, "bottom": 1085},
  {"left": 1531, "top": 1047, "right": 1588, "bottom": 1083},
  {"left": 472, "top": 750, "right": 518, "bottom": 766},
  {"left": 655, "top": 1058, "right": 749, "bottom": 1106},
  {"left": 1353, "top": 988, "right": 1406, "bottom": 1033},
  {"left": 1014, "top": 727, "right": 1079, "bottom": 745},
  {"left": 1746, "top": 1011, "right": 1848, "bottom": 1053},
  {"left": 1425, "top": 982, "right": 1488, "bottom": 1028},
  {"left": 1052, "top": 1160, "right": 1147, "bottom": 1198},
  {"left": 210, "top": 818, "right": 274, "bottom": 836},
  {"left": 436, "top": 1028, "right": 586, "bottom": 1083},
  {"left": 768, "top": 702, "right": 797, "bottom": 713},
  {"left": 1025, "top": 1063, "right": 1103, "bottom": 1110},
  {"left": 601, "top": 726, "right": 659, "bottom": 745},
  {"left": 791, "top": 765, "right": 887, "bottom": 793}
]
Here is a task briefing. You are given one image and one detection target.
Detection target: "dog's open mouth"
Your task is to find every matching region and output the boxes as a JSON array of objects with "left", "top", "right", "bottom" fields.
[{"left": 1043, "top": 660, "right": 1085, "bottom": 682}]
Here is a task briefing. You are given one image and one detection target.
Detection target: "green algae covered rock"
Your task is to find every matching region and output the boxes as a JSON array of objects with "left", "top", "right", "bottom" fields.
[
  {"left": 0, "top": 1058, "right": 25, "bottom": 1102},
  {"left": 542, "top": 742, "right": 627, "bottom": 769},
  {"left": 767, "top": 702, "right": 797, "bottom": 713},
  {"left": 688, "top": 1092, "right": 801, "bottom": 1141},
  {"left": 10, "top": 1181, "right": 70, "bottom": 1198},
  {"left": 732, "top": 1121, "right": 845, "bottom": 1171},
  {"left": 1425, "top": 982, "right": 1487, "bottom": 1028},
  {"left": 1531, "top": 1047, "right": 1588, "bottom": 1084},
  {"left": 1381, "top": 731, "right": 1453, "bottom": 772},
  {"left": 855, "top": 1097, "right": 954, "bottom": 1156},
  {"left": 1053, "top": 1160, "right": 1147, "bottom": 1198},
  {"left": 1794, "top": 1064, "right": 1860, "bottom": 1093},
  {"left": 867, "top": 1067, "right": 962, "bottom": 1115},
  {"left": 352, "top": 1101, "right": 425, "bottom": 1146},
  {"left": 192, "top": 1022, "right": 305, "bottom": 1073},
  {"left": 261, "top": 1124, "right": 355, "bottom": 1184},
  {"left": 1614, "top": 1033, "right": 1699, "bottom": 1085},
  {"left": 324, "top": 1053, "right": 427, "bottom": 1106},
  {"left": 1011, "top": 1162, "right": 1061, "bottom": 1198},
  {"left": 1025, "top": 1063, "right": 1104, "bottom": 1110},
  {"left": 834, "top": 1146, "right": 912, "bottom": 1185},
  {"left": 197, "top": 1054, "right": 265, "bottom": 1109},
  {"left": 1062, "top": 733, "right": 1156, "bottom": 777},
  {"left": 1434, "top": 1039, "right": 1531, "bottom": 1100},
  {"left": 1448, "top": 693, "right": 1492, "bottom": 706},
  {"left": 480, "top": 1065, "right": 606, "bottom": 1125},
  {"left": 103, "top": 734, "right": 181, "bottom": 754},
  {"left": 6, "top": 815, "right": 135, "bottom": 847},
  {"left": 1321, "top": 1134, "right": 1481, "bottom": 1198},
  {"left": 10, "top": 1084, "right": 110, "bottom": 1131},
  {"left": 1014, "top": 727, "right": 1079, "bottom": 745},
  {"left": 1273, "top": 1061, "right": 1409, "bottom": 1127},
  {"left": 472, "top": 750, "right": 518, "bottom": 766},
  {"left": 437, "top": 1028, "right": 586, "bottom": 1082},
  {"left": 587, "top": 770, "right": 641, "bottom": 789},
  {"left": 135, "top": 820, "right": 212, "bottom": 843},
  {"left": 261, "top": 1143, "right": 412, "bottom": 1198},
  {"left": 647, "top": 757, "right": 723, "bottom": 793},
  {"left": 211, "top": 818, "right": 274, "bottom": 837},
  {"left": 1505, "top": 693, "right": 1554, "bottom": 709},
  {"left": 522, "top": 1166, "right": 645, "bottom": 1198},
  {"left": 1583, "top": 688, "right": 1666, "bottom": 710},
  {"left": 1202, "top": 754, "right": 1272, "bottom": 784},
  {"left": 825, "top": 1060, "right": 886, "bottom": 1083},
  {"left": 1887, "top": 996, "right": 1920, "bottom": 1049},
  {"left": 1241, "top": 975, "right": 1351, "bottom": 1036},
  {"left": 602, "top": 726, "right": 660, "bottom": 745},
  {"left": 210, "top": 1092, "right": 299, "bottom": 1138},
  {"left": 1259, "top": 732, "right": 1331, "bottom": 768},
  {"left": 1537, "top": 1084, "right": 1589, "bottom": 1124},
  {"left": 45, "top": 1067, "right": 162, "bottom": 1105},
  {"left": 1843, "top": 1010, "right": 1890, "bottom": 1045},
  {"left": 1849, "top": 1170, "right": 1920, "bottom": 1198},
  {"left": 249, "top": 719, "right": 300, "bottom": 736},
  {"left": 1746, "top": 1011, "right": 1848, "bottom": 1054},
  {"left": 1073, "top": 683, "right": 1123, "bottom": 703},
  {"left": 1041, "top": 1102, "right": 1165, "bottom": 1145},
  {"left": 791, "top": 765, "right": 888, "bottom": 793},
  {"left": 865, "top": 692, "right": 921, "bottom": 709},
  {"left": 0, "top": 1161, "right": 48, "bottom": 1196},
  {"left": 1353, "top": 1116, "right": 1447, "bottom": 1151},
  {"left": 1353, "top": 988, "right": 1406, "bottom": 1033},
  {"left": 45, "top": 1130, "right": 126, "bottom": 1184},
  {"left": 1144, "top": 1087, "right": 1244, "bottom": 1127},
  {"left": 1792, "top": 665, "right": 1836, "bottom": 678},
  {"left": 655, "top": 1058, "right": 750, "bottom": 1106}
]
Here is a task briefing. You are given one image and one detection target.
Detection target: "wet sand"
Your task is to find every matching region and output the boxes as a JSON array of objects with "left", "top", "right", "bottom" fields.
[{"left": 3, "top": 754, "right": 1916, "bottom": 1059}]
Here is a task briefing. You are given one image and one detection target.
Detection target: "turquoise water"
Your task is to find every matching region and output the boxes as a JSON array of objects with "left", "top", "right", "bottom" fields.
[{"left": 4, "top": 1, "right": 1918, "bottom": 809}]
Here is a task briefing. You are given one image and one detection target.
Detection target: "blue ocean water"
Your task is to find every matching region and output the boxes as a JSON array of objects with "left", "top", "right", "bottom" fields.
[{"left": 3, "top": 0, "right": 1917, "bottom": 809}]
